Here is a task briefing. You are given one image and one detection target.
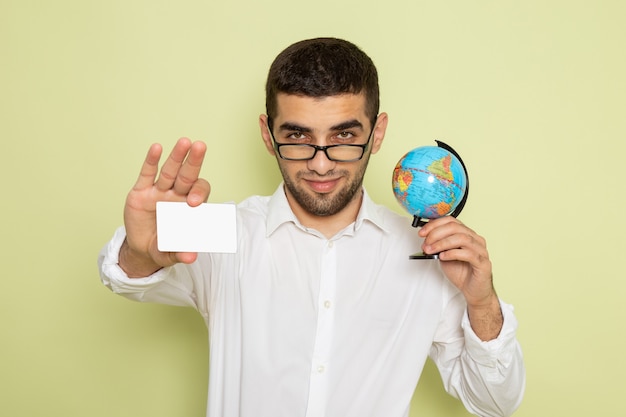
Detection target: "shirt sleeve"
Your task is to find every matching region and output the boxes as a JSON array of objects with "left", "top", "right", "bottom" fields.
[
  {"left": 430, "top": 292, "right": 526, "bottom": 417},
  {"left": 97, "top": 226, "right": 211, "bottom": 318}
]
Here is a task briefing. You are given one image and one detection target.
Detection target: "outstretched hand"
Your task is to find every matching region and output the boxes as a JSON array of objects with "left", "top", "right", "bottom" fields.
[
  {"left": 120, "top": 138, "right": 210, "bottom": 277},
  {"left": 419, "top": 216, "right": 503, "bottom": 340}
]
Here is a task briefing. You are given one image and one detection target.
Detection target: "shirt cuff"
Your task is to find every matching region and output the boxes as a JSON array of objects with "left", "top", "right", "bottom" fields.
[
  {"left": 461, "top": 300, "right": 519, "bottom": 369},
  {"left": 98, "top": 226, "right": 171, "bottom": 293}
]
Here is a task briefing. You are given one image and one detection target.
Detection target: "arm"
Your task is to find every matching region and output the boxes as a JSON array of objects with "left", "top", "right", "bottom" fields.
[
  {"left": 431, "top": 292, "right": 525, "bottom": 417},
  {"left": 419, "top": 217, "right": 525, "bottom": 415},
  {"left": 419, "top": 216, "right": 502, "bottom": 341},
  {"left": 120, "top": 138, "right": 210, "bottom": 277},
  {"left": 98, "top": 226, "right": 212, "bottom": 315}
]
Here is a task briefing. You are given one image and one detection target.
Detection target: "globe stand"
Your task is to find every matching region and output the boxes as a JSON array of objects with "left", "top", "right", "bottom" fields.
[
  {"left": 409, "top": 216, "right": 439, "bottom": 259},
  {"left": 408, "top": 140, "right": 469, "bottom": 261}
]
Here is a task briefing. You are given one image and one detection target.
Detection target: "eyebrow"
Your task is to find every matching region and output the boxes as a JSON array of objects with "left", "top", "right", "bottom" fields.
[
  {"left": 330, "top": 119, "right": 364, "bottom": 131},
  {"left": 277, "top": 119, "right": 364, "bottom": 133},
  {"left": 278, "top": 122, "right": 312, "bottom": 133}
]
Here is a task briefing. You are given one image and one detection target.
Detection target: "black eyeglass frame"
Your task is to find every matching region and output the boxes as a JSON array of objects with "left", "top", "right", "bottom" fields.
[{"left": 266, "top": 117, "right": 377, "bottom": 162}]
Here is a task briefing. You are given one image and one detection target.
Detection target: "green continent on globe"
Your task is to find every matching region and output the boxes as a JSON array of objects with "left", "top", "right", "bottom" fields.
[{"left": 427, "top": 154, "right": 454, "bottom": 182}]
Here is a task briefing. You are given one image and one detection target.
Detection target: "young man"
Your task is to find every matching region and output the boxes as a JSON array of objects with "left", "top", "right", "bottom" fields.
[{"left": 99, "top": 38, "right": 525, "bottom": 417}]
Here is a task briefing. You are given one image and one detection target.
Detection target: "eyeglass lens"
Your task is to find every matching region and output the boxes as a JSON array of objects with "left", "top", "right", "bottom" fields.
[{"left": 278, "top": 145, "right": 364, "bottom": 161}]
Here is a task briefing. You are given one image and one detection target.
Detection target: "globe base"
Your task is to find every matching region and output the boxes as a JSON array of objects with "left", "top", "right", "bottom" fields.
[{"left": 409, "top": 252, "right": 439, "bottom": 260}]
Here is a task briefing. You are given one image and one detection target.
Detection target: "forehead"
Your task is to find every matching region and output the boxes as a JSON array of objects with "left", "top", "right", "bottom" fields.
[{"left": 274, "top": 93, "right": 369, "bottom": 128}]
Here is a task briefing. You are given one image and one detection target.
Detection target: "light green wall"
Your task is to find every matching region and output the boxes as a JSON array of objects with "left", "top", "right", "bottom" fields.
[{"left": 2, "top": 1, "right": 624, "bottom": 415}]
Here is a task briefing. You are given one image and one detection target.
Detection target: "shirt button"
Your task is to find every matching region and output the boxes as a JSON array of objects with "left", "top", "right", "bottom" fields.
[
  {"left": 317, "top": 365, "right": 325, "bottom": 373},
  {"left": 323, "top": 300, "right": 331, "bottom": 309},
  {"left": 328, "top": 241, "right": 334, "bottom": 248}
]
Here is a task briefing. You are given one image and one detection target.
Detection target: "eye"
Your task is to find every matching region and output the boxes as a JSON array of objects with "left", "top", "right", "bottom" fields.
[
  {"left": 334, "top": 131, "right": 355, "bottom": 142},
  {"left": 287, "top": 131, "right": 308, "bottom": 142}
]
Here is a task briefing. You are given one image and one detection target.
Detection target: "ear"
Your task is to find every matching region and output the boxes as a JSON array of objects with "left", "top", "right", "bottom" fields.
[
  {"left": 259, "top": 114, "right": 276, "bottom": 156},
  {"left": 369, "top": 112, "right": 388, "bottom": 155}
]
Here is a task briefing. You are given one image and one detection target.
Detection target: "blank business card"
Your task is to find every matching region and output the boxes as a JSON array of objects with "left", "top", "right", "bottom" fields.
[{"left": 156, "top": 202, "right": 237, "bottom": 253}]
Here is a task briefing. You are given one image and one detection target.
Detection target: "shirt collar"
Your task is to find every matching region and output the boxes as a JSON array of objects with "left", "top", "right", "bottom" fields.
[{"left": 266, "top": 183, "right": 390, "bottom": 237}]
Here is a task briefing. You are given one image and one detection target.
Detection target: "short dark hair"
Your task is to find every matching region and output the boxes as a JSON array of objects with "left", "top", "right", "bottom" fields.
[{"left": 265, "top": 37, "right": 380, "bottom": 130}]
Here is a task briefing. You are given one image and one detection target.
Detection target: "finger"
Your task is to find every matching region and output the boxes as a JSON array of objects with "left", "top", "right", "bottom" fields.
[
  {"left": 173, "top": 141, "right": 207, "bottom": 196},
  {"left": 156, "top": 250, "right": 199, "bottom": 267},
  {"left": 174, "top": 251, "right": 199, "bottom": 265},
  {"left": 186, "top": 178, "right": 211, "bottom": 207},
  {"left": 134, "top": 143, "right": 163, "bottom": 190},
  {"left": 155, "top": 138, "right": 193, "bottom": 192},
  {"left": 419, "top": 217, "right": 465, "bottom": 246},
  {"left": 425, "top": 228, "right": 485, "bottom": 259},
  {"left": 422, "top": 220, "right": 478, "bottom": 253},
  {"left": 437, "top": 246, "right": 490, "bottom": 269},
  {"left": 435, "top": 233, "right": 488, "bottom": 261},
  {"left": 418, "top": 215, "right": 460, "bottom": 237}
]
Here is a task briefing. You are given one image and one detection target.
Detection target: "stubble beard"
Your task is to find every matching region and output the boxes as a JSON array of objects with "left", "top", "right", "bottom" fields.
[{"left": 280, "top": 159, "right": 369, "bottom": 217}]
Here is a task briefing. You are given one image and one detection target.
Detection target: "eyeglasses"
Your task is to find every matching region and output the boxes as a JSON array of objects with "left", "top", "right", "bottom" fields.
[{"left": 267, "top": 122, "right": 375, "bottom": 162}]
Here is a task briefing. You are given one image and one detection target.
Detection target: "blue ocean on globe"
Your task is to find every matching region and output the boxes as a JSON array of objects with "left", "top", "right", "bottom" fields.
[{"left": 392, "top": 146, "right": 468, "bottom": 219}]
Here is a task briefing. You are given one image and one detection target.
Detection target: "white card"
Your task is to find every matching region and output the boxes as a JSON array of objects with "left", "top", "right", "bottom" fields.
[{"left": 156, "top": 202, "right": 237, "bottom": 253}]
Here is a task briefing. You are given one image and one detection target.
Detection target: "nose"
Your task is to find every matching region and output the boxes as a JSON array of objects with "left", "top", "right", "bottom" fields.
[{"left": 307, "top": 147, "right": 336, "bottom": 175}]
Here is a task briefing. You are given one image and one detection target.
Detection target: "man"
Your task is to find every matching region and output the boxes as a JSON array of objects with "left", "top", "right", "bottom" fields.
[{"left": 99, "top": 38, "right": 525, "bottom": 417}]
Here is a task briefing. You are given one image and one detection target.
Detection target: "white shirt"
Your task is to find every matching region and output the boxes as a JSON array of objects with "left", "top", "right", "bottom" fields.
[{"left": 98, "top": 186, "right": 525, "bottom": 417}]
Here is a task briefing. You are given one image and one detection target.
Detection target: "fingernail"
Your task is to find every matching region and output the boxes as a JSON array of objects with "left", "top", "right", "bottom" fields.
[{"left": 188, "top": 195, "right": 201, "bottom": 206}]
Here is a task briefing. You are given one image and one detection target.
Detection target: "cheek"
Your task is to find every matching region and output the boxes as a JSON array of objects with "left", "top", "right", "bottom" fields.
[
  {"left": 277, "top": 160, "right": 297, "bottom": 180},
  {"left": 354, "top": 156, "right": 370, "bottom": 177}
]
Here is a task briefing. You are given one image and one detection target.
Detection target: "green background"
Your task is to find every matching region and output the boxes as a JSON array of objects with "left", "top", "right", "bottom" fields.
[{"left": 2, "top": 0, "right": 624, "bottom": 415}]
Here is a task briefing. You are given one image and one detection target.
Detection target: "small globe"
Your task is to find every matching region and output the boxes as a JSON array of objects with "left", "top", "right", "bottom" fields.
[{"left": 392, "top": 143, "right": 468, "bottom": 223}]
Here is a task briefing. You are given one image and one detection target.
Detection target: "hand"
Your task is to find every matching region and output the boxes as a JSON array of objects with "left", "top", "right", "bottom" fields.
[
  {"left": 419, "top": 216, "right": 502, "bottom": 340},
  {"left": 120, "top": 138, "right": 210, "bottom": 277}
]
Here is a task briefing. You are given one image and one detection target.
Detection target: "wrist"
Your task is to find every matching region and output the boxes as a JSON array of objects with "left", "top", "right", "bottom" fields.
[
  {"left": 467, "top": 292, "right": 500, "bottom": 312},
  {"left": 467, "top": 294, "right": 503, "bottom": 341},
  {"left": 118, "top": 238, "right": 162, "bottom": 278}
]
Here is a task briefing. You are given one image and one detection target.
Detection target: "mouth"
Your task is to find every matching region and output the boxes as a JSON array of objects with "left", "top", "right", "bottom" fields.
[{"left": 304, "top": 177, "right": 341, "bottom": 194}]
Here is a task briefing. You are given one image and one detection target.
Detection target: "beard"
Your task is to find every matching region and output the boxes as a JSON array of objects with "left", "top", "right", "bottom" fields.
[{"left": 280, "top": 158, "right": 369, "bottom": 217}]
